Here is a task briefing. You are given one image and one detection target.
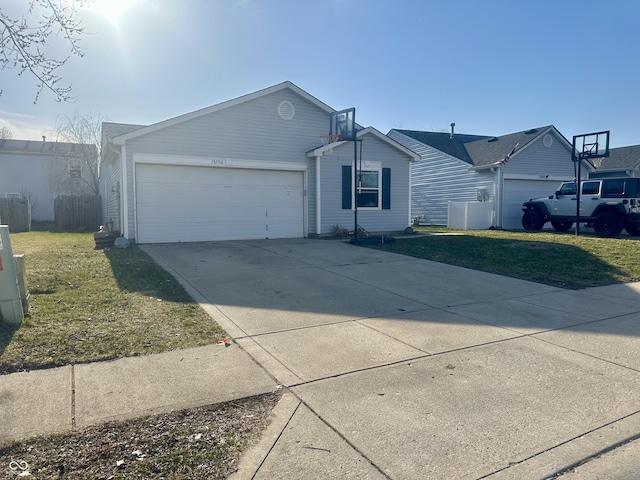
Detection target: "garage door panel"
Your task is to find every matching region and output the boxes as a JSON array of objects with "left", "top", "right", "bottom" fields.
[
  {"left": 135, "top": 164, "right": 303, "bottom": 243},
  {"left": 503, "top": 179, "right": 560, "bottom": 230},
  {"left": 139, "top": 223, "right": 271, "bottom": 243}
]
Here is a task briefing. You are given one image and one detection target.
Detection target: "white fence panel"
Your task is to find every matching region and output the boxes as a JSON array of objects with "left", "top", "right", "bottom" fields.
[{"left": 447, "top": 201, "right": 493, "bottom": 230}]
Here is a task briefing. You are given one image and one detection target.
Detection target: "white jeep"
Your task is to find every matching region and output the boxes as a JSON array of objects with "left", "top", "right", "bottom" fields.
[{"left": 521, "top": 178, "right": 640, "bottom": 238}]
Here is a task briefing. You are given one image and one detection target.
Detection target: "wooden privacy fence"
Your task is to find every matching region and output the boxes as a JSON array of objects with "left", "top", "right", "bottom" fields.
[
  {"left": 0, "top": 197, "right": 31, "bottom": 232},
  {"left": 54, "top": 194, "right": 102, "bottom": 232}
]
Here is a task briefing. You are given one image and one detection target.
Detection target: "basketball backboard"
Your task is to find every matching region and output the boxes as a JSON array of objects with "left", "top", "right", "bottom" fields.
[
  {"left": 329, "top": 108, "right": 356, "bottom": 141},
  {"left": 572, "top": 131, "right": 610, "bottom": 161}
]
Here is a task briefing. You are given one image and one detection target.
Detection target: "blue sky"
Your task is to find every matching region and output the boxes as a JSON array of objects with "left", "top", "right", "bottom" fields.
[{"left": 2, "top": 0, "right": 639, "bottom": 147}]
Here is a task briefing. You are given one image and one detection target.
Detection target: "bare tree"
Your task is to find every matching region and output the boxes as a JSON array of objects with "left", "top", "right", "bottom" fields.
[
  {"left": 0, "top": 0, "right": 90, "bottom": 103},
  {"left": 0, "top": 125, "right": 12, "bottom": 139},
  {"left": 51, "top": 110, "right": 107, "bottom": 195}
]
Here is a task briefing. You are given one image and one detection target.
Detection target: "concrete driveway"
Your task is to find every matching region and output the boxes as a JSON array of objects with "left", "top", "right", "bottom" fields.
[{"left": 143, "top": 238, "right": 640, "bottom": 479}]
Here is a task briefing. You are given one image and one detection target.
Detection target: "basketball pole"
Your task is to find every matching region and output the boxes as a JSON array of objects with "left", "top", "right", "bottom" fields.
[
  {"left": 353, "top": 136, "right": 358, "bottom": 244},
  {"left": 576, "top": 150, "right": 582, "bottom": 236}
]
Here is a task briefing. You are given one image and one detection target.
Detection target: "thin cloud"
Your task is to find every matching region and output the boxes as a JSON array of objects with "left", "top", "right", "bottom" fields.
[{"left": 0, "top": 111, "right": 55, "bottom": 141}]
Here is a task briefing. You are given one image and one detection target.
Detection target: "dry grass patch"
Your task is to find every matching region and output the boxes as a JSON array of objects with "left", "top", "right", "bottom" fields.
[{"left": 0, "top": 392, "right": 281, "bottom": 479}]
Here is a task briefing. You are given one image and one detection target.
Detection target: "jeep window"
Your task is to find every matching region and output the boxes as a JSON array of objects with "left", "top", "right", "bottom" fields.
[
  {"left": 559, "top": 183, "right": 576, "bottom": 195},
  {"left": 602, "top": 180, "right": 625, "bottom": 197},
  {"left": 582, "top": 182, "right": 600, "bottom": 195}
]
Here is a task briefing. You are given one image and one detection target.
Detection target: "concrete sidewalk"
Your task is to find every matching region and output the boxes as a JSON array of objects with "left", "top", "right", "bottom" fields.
[
  {"left": 2, "top": 237, "right": 640, "bottom": 480},
  {"left": 0, "top": 343, "right": 277, "bottom": 444}
]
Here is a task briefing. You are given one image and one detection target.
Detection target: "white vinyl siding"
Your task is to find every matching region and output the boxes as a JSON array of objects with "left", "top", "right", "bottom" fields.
[
  {"left": 503, "top": 133, "right": 576, "bottom": 178},
  {"left": 319, "top": 133, "right": 411, "bottom": 234},
  {"left": 0, "top": 152, "right": 55, "bottom": 221},
  {"left": 102, "top": 157, "right": 122, "bottom": 231},
  {"left": 389, "top": 130, "right": 494, "bottom": 225},
  {"left": 112, "top": 85, "right": 413, "bottom": 242},
  {"left": 123, "top": 89, "right": 326, "bottom": 240},
  {"left": 390, "top": 128, "right": 576, "bottom": 229}
]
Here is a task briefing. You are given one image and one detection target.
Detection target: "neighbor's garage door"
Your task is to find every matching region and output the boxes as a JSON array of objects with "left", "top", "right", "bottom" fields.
[
  {"left": 502, "top": 179, "right": 559, "bottom": 230},
  {"left": 135, "top": 164, "right": 304, "bottom": 243}
]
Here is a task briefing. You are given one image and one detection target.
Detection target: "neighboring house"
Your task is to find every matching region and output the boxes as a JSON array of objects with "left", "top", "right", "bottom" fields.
[
  {"left": 388, "top": 125, "right": 587, "bottom": 230},
  {"left": 0, "top": 138, "right": 99, "bottom": 222},
  {"left": 588, "top": 145, "right": 640, "bottom": 178},
  {"left": 100, "top": 81, "right": 418, "bottom": 244}
]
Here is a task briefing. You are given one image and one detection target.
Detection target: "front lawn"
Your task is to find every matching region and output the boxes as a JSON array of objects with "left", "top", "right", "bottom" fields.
[
  {"left": 369, "top": 228, "right": 640, "bottom": 289},
  {"left": 0, "top": 231, "right": 226, "bottom": 374}
]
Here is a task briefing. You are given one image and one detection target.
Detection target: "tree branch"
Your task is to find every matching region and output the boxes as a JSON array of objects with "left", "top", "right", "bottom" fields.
[{"left": 0, "top": 0, "right": 89, "bottom": 103}]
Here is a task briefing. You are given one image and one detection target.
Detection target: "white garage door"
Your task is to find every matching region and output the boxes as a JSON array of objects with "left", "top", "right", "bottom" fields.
[
  {"left": 135, "top": 164, "right": 304, "bottom": 243},
  {"left": 502, "top": 179, "right": 560, "bottom": 230}
]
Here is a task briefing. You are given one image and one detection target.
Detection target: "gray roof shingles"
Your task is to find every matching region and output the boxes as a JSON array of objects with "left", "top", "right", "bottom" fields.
[
  {"left": 590, "top": 145, "right": 640, "bottom": 170},
  {"left": 102, "top": 122, "right": 145, "bottom": 140},
  {"left": 394, "top": 126, "right": 554, "bottom": 167},
  {"left": 464, "top": 126, "right": 552, "bottom": 166},
  {"left": 392, "top": 130, "right": 489, "bottom": 165},
  {"left": 0, "top": 138, "right": 97, "bottom": 157}
]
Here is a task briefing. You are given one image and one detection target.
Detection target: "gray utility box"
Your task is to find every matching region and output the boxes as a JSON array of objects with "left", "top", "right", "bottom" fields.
[{"left": 0, "top": 225, "right": 23, "bottom": 326}]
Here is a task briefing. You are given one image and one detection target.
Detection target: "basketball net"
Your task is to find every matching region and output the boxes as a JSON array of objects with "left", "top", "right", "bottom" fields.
[{"left": 320, "top": 134, "right": 343, "bottom": 147}]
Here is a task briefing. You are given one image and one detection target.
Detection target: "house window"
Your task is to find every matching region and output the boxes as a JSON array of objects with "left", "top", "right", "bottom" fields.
[
  {"left": 342, "top": 165, "right": 391, "bottom": 210},
  {"left": 356, "top": 169, "right": 380, "bottom": 208},
  {"left": 69, "top": 161, "right": 82, "bottom": 179}
]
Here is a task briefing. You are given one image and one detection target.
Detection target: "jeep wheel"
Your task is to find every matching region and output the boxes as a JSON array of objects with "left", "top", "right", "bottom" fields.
[
  {"left": 593, "top": 211, "right": 624, "bottom": 238},
  {"left": 624, "top": 222, "right": 640, "bottom": 236},
  {"left": 550, "top": 220, "right": 573, "bottom": 232},
  {"left": 522, "top": 209, "right": 544, "bottom": 231}
]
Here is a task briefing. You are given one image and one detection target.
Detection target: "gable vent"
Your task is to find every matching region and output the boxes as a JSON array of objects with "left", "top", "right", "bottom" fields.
[{"left": 278, "top": 100, "right": 295, "bottom": 120}]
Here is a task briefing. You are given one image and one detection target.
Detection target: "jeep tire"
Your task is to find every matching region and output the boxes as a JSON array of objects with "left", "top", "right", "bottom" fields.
[
  {"left": 550, "top": 220, "right": 573, "bottom": 232},
  {"left": 624, "top": 222, "right": 640, "bottom": 236},
  {"left": 593, "top": 211, "right": 624, "bottom": 238},
  {"left": 522, "top": 209, "right": 544, "bottom": 231}
]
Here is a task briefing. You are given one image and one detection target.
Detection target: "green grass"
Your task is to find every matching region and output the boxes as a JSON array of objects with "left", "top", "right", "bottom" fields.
[
  {"left": 368, "top": 227, "right": 640, "bottom": 289},
  {"left": 0, "top": 231, "right": 225, "bottom": 374}
]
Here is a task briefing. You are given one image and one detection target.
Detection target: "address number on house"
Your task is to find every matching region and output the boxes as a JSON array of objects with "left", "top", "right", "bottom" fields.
[{"left": 210, "top": 159, "right": 226, "bottom": 166}]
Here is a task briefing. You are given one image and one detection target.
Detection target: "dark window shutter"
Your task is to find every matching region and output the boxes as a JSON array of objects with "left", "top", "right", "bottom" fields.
[
  {"left": 342, "top": 165, "right": 352, "bottom": 209},
  {"left": 382, "top": 168, "right": 391, "bottom": 210}
]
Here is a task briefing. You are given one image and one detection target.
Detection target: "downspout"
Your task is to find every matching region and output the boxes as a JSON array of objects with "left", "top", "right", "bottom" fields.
[
  {"left": 107, "top": 141, "right": 125, "bottom": 237},
  {"left": 121, "top": 145, "right": 129, "bottom": 240},
  {"left": 408, "top": 160, "right": 412, "bottom": 228},
  {"left": 490, "top": 166, "right": 501, "bottom": 228},
  {"left": 315, "top": 155, "right": 321, "bottom": 234}
]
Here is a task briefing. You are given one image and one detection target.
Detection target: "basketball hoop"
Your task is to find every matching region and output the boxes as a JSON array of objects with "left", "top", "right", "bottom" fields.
[{"left": 320, "top": 134, "right": 343, "bottom": 147}]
